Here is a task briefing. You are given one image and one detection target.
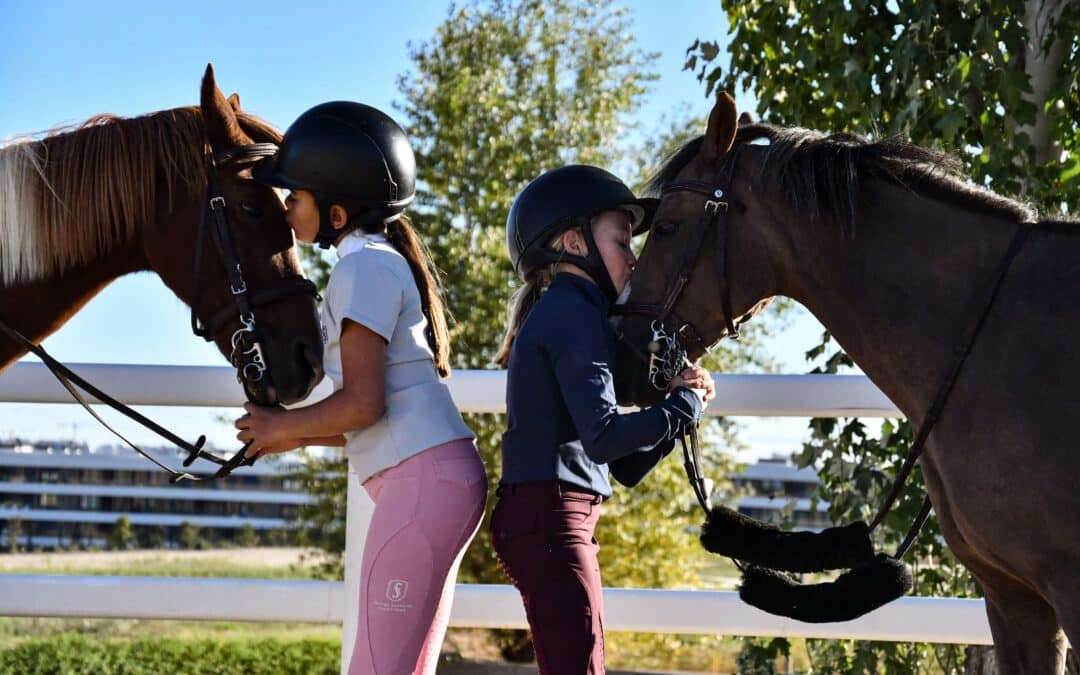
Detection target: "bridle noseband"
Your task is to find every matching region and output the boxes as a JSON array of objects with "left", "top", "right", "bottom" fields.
[
  {"left": 612, "top": 148, "right": 744, "bottom": 392},
  {"left": 191, "top": 142, "right": 319, "bottom": 392}
]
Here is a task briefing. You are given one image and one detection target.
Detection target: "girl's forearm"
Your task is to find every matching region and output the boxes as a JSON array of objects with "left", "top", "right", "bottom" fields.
[
  {"left": 301, "top": 434, "right": 347, "bottom": 447},
  {"left": 280, "top": 389, "right": 384, "bottom": 440}
]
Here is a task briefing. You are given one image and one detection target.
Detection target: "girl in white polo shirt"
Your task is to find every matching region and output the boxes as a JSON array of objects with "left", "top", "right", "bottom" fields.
[{"left": 234, "top": 101, "right": 486, "bottom": 675}]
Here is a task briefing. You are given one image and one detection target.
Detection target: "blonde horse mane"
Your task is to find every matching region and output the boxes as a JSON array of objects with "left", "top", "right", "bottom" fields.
[{"left": 0, "top": 106, "right": 280, "bottom": 286}]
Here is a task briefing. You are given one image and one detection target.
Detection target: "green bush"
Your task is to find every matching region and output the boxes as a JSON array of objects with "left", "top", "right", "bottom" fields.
[{"left": 0, "top": 635, "right": 338, "bottom": 675}]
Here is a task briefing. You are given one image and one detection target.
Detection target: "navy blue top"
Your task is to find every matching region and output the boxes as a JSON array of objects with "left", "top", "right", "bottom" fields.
[{"left": 500, "top": 273, "right": 703, "bottom": 497}]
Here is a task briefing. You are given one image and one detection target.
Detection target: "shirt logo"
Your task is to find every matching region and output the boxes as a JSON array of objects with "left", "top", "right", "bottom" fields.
[{"left": 386, "top": 580, "right": 409, "bottom": 602}]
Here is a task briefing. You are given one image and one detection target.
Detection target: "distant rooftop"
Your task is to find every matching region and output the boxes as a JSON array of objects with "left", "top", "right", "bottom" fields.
[
  {"left": 731, "top": 457, "right": 819, "bottom": 484},
  {"left": 0, "top": 439, "right": 300, "bottom": 476}
]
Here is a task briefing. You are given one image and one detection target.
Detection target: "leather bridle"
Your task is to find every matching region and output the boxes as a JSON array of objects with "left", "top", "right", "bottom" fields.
[
  {"left": 190, "top": 143, "right": 319, "bottom": 392},
  {"left": 612, "top": 148, "right": 744, "bottom": 394}
]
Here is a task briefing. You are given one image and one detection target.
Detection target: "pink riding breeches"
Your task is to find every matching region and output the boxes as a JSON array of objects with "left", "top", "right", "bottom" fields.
[{"left": 347, "top": 438, "right": 487, "bottom": 675}]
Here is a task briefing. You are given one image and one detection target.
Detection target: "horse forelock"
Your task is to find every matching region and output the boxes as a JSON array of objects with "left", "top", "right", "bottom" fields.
[
  {"left": 0, "top": 106, "right": 280, "bottom": 286},
  {"left": 645, "top": 123, "right": 1038, "bottom": 236}
]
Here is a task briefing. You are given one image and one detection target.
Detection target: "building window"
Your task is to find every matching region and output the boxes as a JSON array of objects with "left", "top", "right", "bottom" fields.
[{"left": 39, "top": 494, "right": 59, "bottom": 508}]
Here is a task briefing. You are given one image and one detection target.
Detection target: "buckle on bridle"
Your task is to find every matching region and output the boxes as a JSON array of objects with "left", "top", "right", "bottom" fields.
[
  {"left": 209, "top": 196, "right": 226, "bottom": 210},
  {"left": 704, "top": 199, "right": 728, "bottom": 215}
]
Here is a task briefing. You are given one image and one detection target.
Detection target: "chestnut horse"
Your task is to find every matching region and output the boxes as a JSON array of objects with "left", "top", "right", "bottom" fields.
[
  {"left": 614, "top": 94, "right": 1077, "bottom": 673},
  {"left": 0, "top": 65, "right": 323, "bottom": 407}
]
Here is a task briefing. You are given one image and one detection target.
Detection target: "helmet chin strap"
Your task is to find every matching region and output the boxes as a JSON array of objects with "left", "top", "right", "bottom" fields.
[
  {"left": 314, "top": 195, "right": 343, "bottom": 249},
  {"left": 579, "top": 222, "right": 618, "bottom": 302}
]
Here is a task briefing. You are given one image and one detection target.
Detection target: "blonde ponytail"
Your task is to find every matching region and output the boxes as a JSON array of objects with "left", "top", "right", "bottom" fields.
[{"left": 494, "top": 269, "right": 553, "bottom": 368}]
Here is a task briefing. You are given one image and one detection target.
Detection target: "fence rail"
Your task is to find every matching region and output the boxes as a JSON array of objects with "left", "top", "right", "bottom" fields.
[
  {"left": 0, "top": 361, "right": 992, "bottom": 652},
  {"left": 0, "top": 576, "right": 992, "bottom": 645}
]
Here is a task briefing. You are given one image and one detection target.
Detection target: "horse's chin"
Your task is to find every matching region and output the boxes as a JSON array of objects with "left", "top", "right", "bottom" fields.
[{"left": 245, "top": 382, "right": 279, "bottom": 407}]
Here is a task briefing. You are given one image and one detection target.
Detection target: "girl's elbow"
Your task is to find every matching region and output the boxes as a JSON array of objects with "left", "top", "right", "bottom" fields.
[{"left": 349, "top": 398, "right": 385, "bottom": 429}]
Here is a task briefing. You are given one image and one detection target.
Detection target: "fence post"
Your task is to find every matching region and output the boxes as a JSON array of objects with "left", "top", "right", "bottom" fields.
[{"left": 339, "top": 459, "right": 374, "bottom": 674}]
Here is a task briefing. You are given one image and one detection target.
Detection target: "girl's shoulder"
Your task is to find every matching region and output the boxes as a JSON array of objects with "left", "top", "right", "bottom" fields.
[
  {"left": 332, "top": 241, "right": 410, "bottom": 287},
  {"left": 522, "top": 282, "right": 606, "bottom": 341}
]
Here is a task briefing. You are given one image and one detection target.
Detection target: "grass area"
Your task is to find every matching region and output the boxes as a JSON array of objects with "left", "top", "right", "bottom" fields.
[
  {"left": 0, "top": 548, "right": 326, "bottom": 579},
  {"left": 0, "top": 617, "right": 341, "bottom": 651}
]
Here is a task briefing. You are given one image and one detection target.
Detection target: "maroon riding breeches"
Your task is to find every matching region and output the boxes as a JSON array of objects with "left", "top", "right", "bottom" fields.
[{"left": 490, "top": 480, "right": 606, "bottom": 674}]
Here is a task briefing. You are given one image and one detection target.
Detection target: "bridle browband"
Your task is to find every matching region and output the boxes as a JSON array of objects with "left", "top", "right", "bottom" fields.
[{"left": 0, "top": 139, "right": 319, "bottom": 482}]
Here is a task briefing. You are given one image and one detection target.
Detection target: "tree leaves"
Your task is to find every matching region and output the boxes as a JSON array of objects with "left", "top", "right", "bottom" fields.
[{"left": 687, "top": 0, "right": 1079, "bottom": 215}]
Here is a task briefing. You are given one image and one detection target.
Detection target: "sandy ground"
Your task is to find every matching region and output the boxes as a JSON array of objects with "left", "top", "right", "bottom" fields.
[{"left": 0, "top": 546, "right": 315, "bottom": 570}]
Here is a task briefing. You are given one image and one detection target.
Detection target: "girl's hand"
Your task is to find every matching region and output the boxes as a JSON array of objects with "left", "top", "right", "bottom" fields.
[
  {"left": 244, "top": 438, "right": 304, "bottom": 460},
  {"left": 235, "top": 402, "right": 292, "bottom": 456},
  {"left": 669, "top": 366, "right": 715, "bottom": 404}
]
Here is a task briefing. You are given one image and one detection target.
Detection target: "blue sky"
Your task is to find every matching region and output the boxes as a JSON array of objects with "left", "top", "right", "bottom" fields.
[{"left": 0, "top": 0, "right": 822, "bottom": 455}]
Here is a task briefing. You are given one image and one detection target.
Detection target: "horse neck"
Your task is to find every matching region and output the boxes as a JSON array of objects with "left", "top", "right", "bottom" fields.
[
  {"left": 775, "top": 178, "right": 1022, "bottom": 421},
  {"left": 0, "top": 237, "right": 148, "bottom": 371}
]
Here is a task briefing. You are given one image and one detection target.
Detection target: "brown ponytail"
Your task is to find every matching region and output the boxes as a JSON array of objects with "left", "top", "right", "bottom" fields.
[{"left": 383, "top": 215, "right": 452, "bottom": 377}]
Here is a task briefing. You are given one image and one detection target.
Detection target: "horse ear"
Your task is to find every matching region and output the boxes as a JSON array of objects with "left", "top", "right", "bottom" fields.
[
  {"left": 227, "top": 93, "right": 242, "bottom": 112},
  {"left": 200, "top": 64, "right": 251, "bottom": 148},
  {"left": 738, "top": 111, "right": 754, "bottom": 126},
  {"left": 703, "top": 91, "right": 738, "bottom": 163}
]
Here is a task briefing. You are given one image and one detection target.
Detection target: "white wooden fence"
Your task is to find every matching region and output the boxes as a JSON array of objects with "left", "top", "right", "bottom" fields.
[{"left": 0, "top": 362, "right": 993, "bottom": 672}]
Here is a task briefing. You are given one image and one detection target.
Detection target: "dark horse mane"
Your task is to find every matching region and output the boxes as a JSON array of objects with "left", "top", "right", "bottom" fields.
[{"left": 645, "top": 124, "right": 1060, "bottom": 237}]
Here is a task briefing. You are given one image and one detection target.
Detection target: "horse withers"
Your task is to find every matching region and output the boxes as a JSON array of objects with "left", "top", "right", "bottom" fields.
[
  {"left": 0, "top": 65, "right": 323, "bottom": 406},
  {"left": 613, "top": 93, "right": 1078, "bottom": 673}
]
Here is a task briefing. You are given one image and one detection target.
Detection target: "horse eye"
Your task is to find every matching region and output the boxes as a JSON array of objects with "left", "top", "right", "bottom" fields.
[{"left": 240, "top": 202, "right": 263, "bottom": 219}]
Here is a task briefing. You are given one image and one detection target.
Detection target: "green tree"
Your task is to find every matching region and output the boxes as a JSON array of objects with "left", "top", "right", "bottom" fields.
[
  {"left": 238, "top": 523, "right": 257, "bottom": 548},
  {"left": 138, "top": 524, "right": 166, "bottom": 549},
  {"left": 5, "top": 516, "right": 22, "bottom": 553},
  {"left": 177, "top": 521, "right": 202, "bottom": 551},
  {"left": 690, "top": 0, "right": 1079, "bottom": 210},
  {"left": 107, "top": 516, "right": 134, "bottom": 551},
  {"left": 689, "top": 2, "right": 1079, "bottom": 671},
  {"left": 289, "top": 450, "right": 348, "bottom": 579}
]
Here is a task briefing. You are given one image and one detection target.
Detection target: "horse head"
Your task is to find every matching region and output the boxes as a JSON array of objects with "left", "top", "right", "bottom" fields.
[
  {"left": 613, "top": 93, "right": 776, "bottom": 407},
  {"left": 145, "top": 65, "right": 324, "bottom": 406}
]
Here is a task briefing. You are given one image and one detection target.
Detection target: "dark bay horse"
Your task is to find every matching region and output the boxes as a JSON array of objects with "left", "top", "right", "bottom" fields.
[
  {"left": 0, "top": 65, "right": 323, "bottom": 406},
  {"left": 614, "top": 94, "right": 1078, "bottom": 673}
]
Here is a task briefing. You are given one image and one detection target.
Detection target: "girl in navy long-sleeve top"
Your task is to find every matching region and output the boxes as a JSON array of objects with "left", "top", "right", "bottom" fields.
[{"left": 490, "top": 165, "right": 714, "bottom": 674}]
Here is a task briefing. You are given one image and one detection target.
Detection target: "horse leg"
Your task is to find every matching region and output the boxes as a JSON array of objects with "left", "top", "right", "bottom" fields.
[
  {"left": 980, "top": 576, "right": 1069, "bottom": 675},
  {"left": 1046, "top": 569, "right": 1079, "bottom": 673}
]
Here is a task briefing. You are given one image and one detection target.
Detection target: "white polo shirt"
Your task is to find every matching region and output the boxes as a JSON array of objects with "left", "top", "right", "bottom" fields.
[{"left": 322, "top": 231, "right": 474, "bottom": 482}]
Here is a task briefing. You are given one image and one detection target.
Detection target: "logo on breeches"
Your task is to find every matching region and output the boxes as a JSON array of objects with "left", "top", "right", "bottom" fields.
[{"left": 386, "top": 579, "right": 409, "bottom": 602}]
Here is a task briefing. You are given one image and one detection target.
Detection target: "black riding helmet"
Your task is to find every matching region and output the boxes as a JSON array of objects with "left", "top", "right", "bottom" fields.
[
  {"left": 253, "top": 101, "right": 416, "bottom": 249},
  {"left": 506, "top": 164, "right": 657, "bottom": 301}
]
